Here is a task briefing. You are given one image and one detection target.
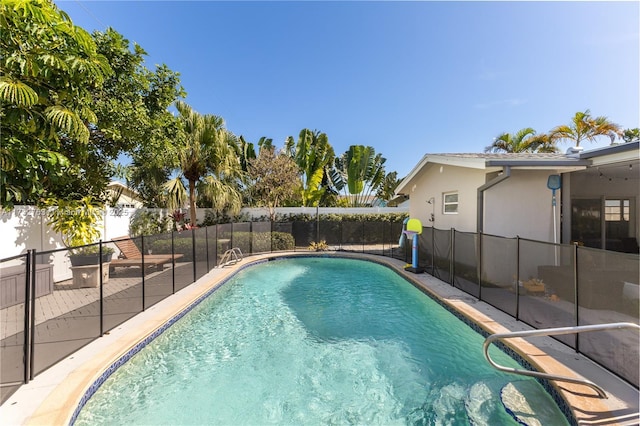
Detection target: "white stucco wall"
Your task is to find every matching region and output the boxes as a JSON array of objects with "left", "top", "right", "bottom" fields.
[
  {"left": 407, "top": 163, "right": 486, "bottom": 232},
  {"left": 484, "top": 169, "right": 562, "bottom": 242}
]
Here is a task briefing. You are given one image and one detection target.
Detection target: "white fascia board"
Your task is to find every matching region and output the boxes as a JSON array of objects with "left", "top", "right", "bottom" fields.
[
  {"left": 395, "top": 154, "right": 490, "bottom": 196},
  {"left": 508, "top": 166, "right": 586, "bottom": 172},
  {"left": 395, "top": 154, "right": 429, "bottom": 195},
  {"left": 426, "top": 155, "right": 488, "bottom": 169},
  {"left": 588, "top": 150, "right": 639, "bottom": 167}
]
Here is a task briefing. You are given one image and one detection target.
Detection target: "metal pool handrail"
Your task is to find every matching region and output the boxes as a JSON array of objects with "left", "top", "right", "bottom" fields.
[
  {"left": 218, "top": 247, "right": 244, "bottom": 267},
  {"left": 483, "top": 322, "right": 640, "bottom": 399}
]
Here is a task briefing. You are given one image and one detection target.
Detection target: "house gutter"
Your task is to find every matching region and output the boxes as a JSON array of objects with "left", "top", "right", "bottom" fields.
[{"left": 477, "top": 166, "right": 511, "bottom": 234}]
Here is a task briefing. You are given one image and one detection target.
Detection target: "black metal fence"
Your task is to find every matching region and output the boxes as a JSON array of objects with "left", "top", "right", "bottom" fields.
[
  {"left": 1, "top": 221, "right": 638, "bottom": 405},
  {"left": 414, "top": 228, "right": 639, "bottom": 389}
]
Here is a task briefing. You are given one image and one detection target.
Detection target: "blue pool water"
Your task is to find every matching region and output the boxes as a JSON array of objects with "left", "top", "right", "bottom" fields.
[{"left": 75, "top": 257, "right": 569, "bottom": 425}]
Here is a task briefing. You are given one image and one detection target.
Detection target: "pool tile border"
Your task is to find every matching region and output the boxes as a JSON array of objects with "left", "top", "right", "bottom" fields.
[
  {"left": 25, "top": 253, "right": 625, "bottom": 426},
  {"left": 349, "top": 254, "right": 578, "bottom": 425},
  {"left": 68, "top": 259, "right": 265, "bottom": 425}
]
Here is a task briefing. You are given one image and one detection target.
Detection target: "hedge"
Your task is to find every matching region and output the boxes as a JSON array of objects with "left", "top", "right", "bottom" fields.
[{"left": 146, "top": 231, "right": 295, "bottom": 262}]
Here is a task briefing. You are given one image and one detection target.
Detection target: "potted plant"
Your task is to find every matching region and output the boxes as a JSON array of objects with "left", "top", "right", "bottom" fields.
[
  {"left": 308, "top": 240, "right": 329, "bottom": 251},
  {"left": 46, "top": 197, "right": 111, "bottom": 266},
  {"left": 68, "top": 245, "right": 115, "bottom": 266}
]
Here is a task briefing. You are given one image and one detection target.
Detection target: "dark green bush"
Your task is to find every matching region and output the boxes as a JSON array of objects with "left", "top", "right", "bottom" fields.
[
  {"left": 271, "top": 232, "right": 295, "bottom": 251},
  {"left": 271, "top": 212, "right": 408, "bottom": 223},
  {"left": 146, "top": 231, "right": 294, "bottom": 262}
]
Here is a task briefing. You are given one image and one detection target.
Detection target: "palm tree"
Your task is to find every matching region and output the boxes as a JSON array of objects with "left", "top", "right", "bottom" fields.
[
  {"left": 550, "top": 110, "right": 622, "bottom": 147},
  {"left": 622, "top": 128, "right": 640, "bottom": 143},
  {"left": 485, "top": 128, "right": 558, "bottom": 153},
  {"left": 376, "top": 171, "right": 402, "bottom": 204},
  {"left": 329, "top": 145, "right": 386, "bottom": 207},
  {"left": 164, "top": 101, "right": 243, "bottom": 227},
  {"left": 286, "top": 129, "right": 335, "bottom": 207}
]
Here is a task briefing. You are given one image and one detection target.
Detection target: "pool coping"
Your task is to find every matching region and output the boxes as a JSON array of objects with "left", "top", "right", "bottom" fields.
[{"left": 1, "top": 252, "right": 638, "bottom": 425}]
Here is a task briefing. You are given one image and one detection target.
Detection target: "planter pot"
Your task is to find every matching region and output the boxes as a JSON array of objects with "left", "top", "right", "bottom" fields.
[
  {"left": 69, "top": 252, "right": 113, "bottom": 267},
  {"left": 70, "top": 263, "right": 110, "bottom": 288}
]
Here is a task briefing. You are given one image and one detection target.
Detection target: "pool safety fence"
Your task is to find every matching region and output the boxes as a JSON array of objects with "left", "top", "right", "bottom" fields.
[{"left": 1, "top": 221, "right": 638, "bottom": 405}]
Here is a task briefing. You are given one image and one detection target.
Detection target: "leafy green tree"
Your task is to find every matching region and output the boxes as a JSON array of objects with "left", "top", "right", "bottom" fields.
[
  {"left": 329, "top": 145, "right": 386, "bottom": 207},
  {"left": 83, "top": 28, "right": 184, "bottom": 207},
  {"left": 0, "top": 0, "right": 112, "bottom": 207},
  {"left": 247, "top": 147, "right": 301, "bottom": 220},
  {"left": 236, "top": 136, "right": 276, "bottom": 205},
  {"left": 0, "top": 1, "right": 184, "bottom": 208},
  {"left": 285, "top": 129, "right": 335, "bottom": 207},
  {"left": 53, "top": 28, "right": 184, "bottom": 203},
  {"left": 485, "top": 128, "right": 558, "bottom": 153},
  {"left": 164, "top": 101, "right": 243, "bottom": 226},
  {"left": 550, "top": 110, "right": 623, "bottom": 147}
]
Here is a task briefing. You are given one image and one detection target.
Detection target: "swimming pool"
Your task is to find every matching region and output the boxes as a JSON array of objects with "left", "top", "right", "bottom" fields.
[{"left": 74, "top": 257, "right": 569, "bottom": 425}]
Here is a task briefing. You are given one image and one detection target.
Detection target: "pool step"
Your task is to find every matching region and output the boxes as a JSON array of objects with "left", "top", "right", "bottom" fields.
[
  {"left": 465, "top": 381, "right": 503, "bottom": 425},
  {"left": 500, "top": 380, "right": 561, "bottom": 426}
]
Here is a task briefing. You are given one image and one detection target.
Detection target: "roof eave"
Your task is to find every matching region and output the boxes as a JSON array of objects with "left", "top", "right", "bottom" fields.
[
  {"left": 579, "top": 141, "right": 639, "bottom": 159},
  {"left": 485, "top": 159, "right": 591, "bottom": 167}
]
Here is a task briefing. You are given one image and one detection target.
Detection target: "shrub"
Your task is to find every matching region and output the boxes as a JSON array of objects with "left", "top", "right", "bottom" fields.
[
  {"left": 129, "top": 210, "right": 171, "bottom": 237},
  {"left": 275, "top": 212, "right": 408, "bottom": 223},
  {"left": 200, "top": 210, "right": 252, "bottom": 226},
  {"left": 271, "top": 232, "right": 295, "bottom": 251},
  {"left": 145, "top": 231, "right": 295, "bottom": 262}
]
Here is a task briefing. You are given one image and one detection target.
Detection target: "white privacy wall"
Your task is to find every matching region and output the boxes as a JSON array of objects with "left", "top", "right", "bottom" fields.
[{"left": 0, "top": 206, "right": 408, "bottom": 260}]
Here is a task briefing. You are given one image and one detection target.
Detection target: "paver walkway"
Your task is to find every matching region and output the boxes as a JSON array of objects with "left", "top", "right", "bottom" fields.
[{"left": 0, "top": 262, "right": 202, "bottom": 404}]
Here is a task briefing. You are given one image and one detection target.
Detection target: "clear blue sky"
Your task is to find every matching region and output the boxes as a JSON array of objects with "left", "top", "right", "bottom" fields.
[{"left": 59, "top": 0, "right": 639, "bottom": 178}]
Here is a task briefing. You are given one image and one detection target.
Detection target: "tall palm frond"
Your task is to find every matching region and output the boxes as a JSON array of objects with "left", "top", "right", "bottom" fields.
[
  {"left": 331, "top": 145, "right": 386, "bottom": 207},
  {"left": 550, "top": 110, "right": 622, "bottom": 147},
  {"left": 485, "top": 127, "right": 558, "bottom": 153},
  {"left": 162, "top": 176, "right": 187, "bottom": 211},
  {"left": 170, "top": 101, "right": 243, "bottom": 225}
]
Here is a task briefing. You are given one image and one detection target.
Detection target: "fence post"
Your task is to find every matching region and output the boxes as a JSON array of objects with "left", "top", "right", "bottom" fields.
[
  {"left": 478, "top": 232, "right": 483, "bottom": 301},
  {"left": 171, "top": 231, "right": 176, "bottom": 294},
  {"left": 574, "top": 243, "right": 580, "bottom": 353},
  {"left": 191, "top": 228, "right": 196, "bottom": 282},
  {"left": 515, "top": 236, "right": 520, "bottom": 321},
  {"left": 28, "top": 249, "right": 37, "bottom": 381},
  {"left": 449, "top": 228, "right": 455, "bottom": 285},
  {"left": 205, "top": 226, "right": 210, "bottom": 271},
  {"left": 23, "top": 250, "right": 33, "bottom": 383},
  {"left": 431, "top": 226, "right": 435, "bottom": 276},
  {"left": 249, "top": 222, "right": 253, "bottom": 255},
  {"left": 382, "top": 221, "right": 386, "bottom": 257},
  {"left": 316, "top": 206, "right": 320, "bottom": 244},
  {"left": 99, "top": 240, "right": 104, "bottom": 336},
  {"left": 141, "top": 235, "right": 146, "bottom": 311}
]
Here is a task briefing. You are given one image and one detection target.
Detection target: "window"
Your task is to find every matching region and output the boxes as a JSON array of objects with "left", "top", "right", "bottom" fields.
[
  {"left": 604, "top": 199, "right": 629, "bottom": 221},
  {"left": 443, "top": 192, "right": 458, "bottom": 214}
]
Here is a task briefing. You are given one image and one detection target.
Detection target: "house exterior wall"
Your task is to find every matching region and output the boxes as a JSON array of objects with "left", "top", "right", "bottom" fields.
[
  {"left": 116, "top": 191, "right": 144, "bottom": 208},
  {"left": 404, "top": 165, "right": 563, "bottom": 242},
  {"left": 484, "top": 169, "right": 561, "bottom": 242},
  {"left": 407, "top": 164, "right": 485, "bottom": 232}
]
